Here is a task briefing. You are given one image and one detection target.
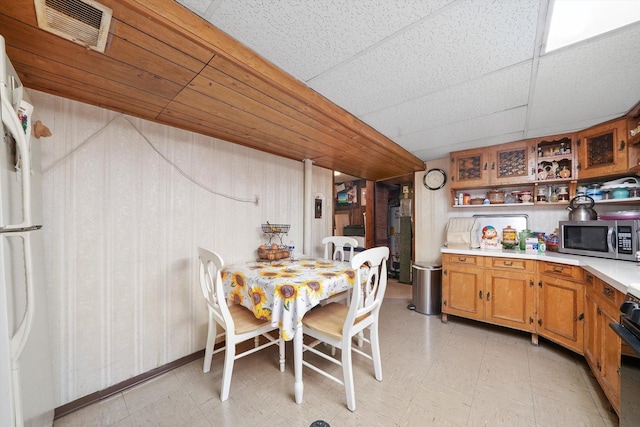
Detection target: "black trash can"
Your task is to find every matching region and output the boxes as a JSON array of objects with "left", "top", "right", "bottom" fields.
[{"left": 411, "top": 262, "right": 442, "bottom": 315}]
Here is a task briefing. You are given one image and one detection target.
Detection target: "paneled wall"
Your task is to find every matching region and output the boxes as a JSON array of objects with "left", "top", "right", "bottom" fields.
[{"left": 30, "top": 91, "right": 332, "bottom": 406}]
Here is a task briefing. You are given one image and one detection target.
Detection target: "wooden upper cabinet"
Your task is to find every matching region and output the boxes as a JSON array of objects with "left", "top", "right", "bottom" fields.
[
  {"left": 576, "top": 118, "right": 628, "bottom": 179},
  {"left": 627, "top": 100, "right": 640, "bottom": 147},
  {"left": 492, "top": 140, "right": 536, "bottom": 185},
  {"left": 450, "top": 148, "right": 490, "bottom": 189},
  {"left": 628, "top": 102, "right": 640, "bottom": 172},
  {"left": 450, "top": 141, "right": 535, "bottom": 189}
]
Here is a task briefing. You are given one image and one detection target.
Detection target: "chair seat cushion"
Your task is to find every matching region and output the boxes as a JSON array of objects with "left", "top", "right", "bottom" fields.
[
  {"left": 302, "top": 303, "right": 349, "bottom": 340},
  {"left": 229, "top": 304, "right": 271, "bottom": 334}
]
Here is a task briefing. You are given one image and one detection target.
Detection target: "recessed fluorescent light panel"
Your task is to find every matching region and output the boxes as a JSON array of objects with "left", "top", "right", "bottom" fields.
[{"left": 544, "top": 0, "right": 640, "bottom": 53}]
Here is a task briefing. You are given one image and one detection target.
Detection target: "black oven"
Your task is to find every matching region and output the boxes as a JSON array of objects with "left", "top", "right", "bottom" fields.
[{"left": 610, "top": 289, "right": 640, "bottom": 426}]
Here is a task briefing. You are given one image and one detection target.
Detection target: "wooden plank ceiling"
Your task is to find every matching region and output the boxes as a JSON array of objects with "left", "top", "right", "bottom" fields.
[{"left": 0, "top": 0, "right": 425, "bottom": 182}]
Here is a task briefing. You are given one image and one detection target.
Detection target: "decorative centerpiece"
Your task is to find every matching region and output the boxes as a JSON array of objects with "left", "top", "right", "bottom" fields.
[
  {"left": 257, "top": 244, "right": 289, "bottom": 260},
  {"left": 259, "top": 222, "right": 291, "bottom": 260}
]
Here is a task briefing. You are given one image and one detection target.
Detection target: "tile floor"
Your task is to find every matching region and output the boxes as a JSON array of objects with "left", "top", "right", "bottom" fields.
[{"left": 54, "top": 279, "right": 619, "bottom": 427}]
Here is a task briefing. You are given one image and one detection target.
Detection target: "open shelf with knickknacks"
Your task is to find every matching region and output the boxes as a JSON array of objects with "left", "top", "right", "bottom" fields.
[
  {"left": 451, "top": 178, "right": 640, "bottom": 208},
  {"left": 448, "top": 105, "right": 640, "bottom": 208},
  {"left": 452, "top": 183, "right": 576, "bottom": 208},
  {"left": 574, "top": 176, "right": 640, "bottom": 205},
  {"left": 535, "top": 135, "right": 575, "bottom": 182}
]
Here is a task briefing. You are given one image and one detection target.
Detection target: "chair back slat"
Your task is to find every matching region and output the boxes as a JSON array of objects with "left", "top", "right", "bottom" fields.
[
  {"left": 322, "top": 236, "right": 359, "bottom": 261},
  {"left": 347, "top": 246, "right": 389, "bottom": 331},
  {"left": 198, "top": 247, "right": 233, "bottom": 329}
]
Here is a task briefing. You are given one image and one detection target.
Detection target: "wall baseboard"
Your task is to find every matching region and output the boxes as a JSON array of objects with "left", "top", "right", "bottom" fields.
[{"left": 54, "top": 349, "right": 206, "bottom": 419}]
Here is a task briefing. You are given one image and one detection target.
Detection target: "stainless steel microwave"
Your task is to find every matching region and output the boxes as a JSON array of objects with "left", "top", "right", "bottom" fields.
[{"left": 559, "top": 220, "right": 640, "bottom": 261}]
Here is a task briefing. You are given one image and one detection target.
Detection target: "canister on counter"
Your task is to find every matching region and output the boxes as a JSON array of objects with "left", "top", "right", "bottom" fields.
[{"left": 502, "top": 225, "right": 517, "bottom": 249}]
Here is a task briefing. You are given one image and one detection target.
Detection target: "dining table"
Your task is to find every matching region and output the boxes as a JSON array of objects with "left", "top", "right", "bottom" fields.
[{"left": 220, "top": 257, "right": 359, "bottom": 404}]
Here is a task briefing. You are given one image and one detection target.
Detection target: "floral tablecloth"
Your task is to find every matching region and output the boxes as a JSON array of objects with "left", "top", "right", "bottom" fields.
[{"left": 220, "top": 258, "right": 357, "bottom": 340}]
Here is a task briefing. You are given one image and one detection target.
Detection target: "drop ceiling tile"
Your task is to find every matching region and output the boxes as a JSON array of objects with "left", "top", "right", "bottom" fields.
[
  {"left": 201, "top": 0, "right": 455, "bottom": 81},
  {"left": 397, "top": 107, "right": 527, "bottom": 161},
  {"left": 361, "top": 61, "right": 532, "bottom": 138},
  {"left": 177, "top": 0, "right": 215, "bottom": 15},
  {"left": 309, "top": 0, "right": 540, "bottom": 116},
  {"left": 528, "top": 22, "right": 640, "bottom": 135}
]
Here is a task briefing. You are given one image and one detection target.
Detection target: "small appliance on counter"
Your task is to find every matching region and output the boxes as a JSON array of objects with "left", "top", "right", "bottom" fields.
[
  {"left": 558, "top": 219, "right": 640, "bottom": 261},
  {"left": 445, "top": 217, "right": 480, "bottom": 249}
]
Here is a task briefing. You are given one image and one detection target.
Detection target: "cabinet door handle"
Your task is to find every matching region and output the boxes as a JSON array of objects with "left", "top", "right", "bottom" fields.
[
  {"left": 458, "top": 257, "right": 466, "bottom": 262},
  {"left": 529, "top": 317, "right": 534, "bottom": 324},
  {"left": 503, "top": 261, "right": 513, "bottom": 266},
  {"left": 483, "top": 162, "right": 488, "bottom": 171},
  {"left": 486, "top": 292, "right": 491, "bottom": 301},
  {"left": 576, "top": 313, "right": 584, "bottom": 321},
  {"left": 491, "top": 162, "right": 495, "bottom": 170},
  {"left": 586, "top": 274, "right": 593, "bottom": 285},
  {"left": 443, "top": 269, "right": 448, "bottom": 276},
  {"left": 620, "top": 140, "right": 626, "bottom": 151},
  {"left": 603, "top": 287, "right": 613, "bottom": 297},
  {"left": 552, "top": 266, "right": 564, "bottom": 273},
  {"left": 479, "top": 290, "right": 483, "bottom": 299}
]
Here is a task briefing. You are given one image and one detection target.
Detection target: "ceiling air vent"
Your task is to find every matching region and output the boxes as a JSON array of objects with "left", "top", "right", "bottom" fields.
[{"left": 34, "top": 0, "right": 112, "bottom": 53}]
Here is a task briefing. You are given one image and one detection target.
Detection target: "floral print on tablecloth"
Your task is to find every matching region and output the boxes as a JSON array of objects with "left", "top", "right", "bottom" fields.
[{"left": 221, "top": 258, "right": 357, "bottom": 341}]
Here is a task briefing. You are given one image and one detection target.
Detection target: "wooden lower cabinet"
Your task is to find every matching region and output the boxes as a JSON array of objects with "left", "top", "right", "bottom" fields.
[
  {"left": 442, "top": 255, "right": 535, "bottom": 332},
  {"left": 484, "top": 261, "right": 536, "bottom": 331},
  {"left": 537, "top": 273, "right": 584, "bottom": 354},
  {"left": 584, "top": 273, "right": 621, "bottom": 414},
  {"left": 441, "top": 254, "right": 484, "bottom": 321}
]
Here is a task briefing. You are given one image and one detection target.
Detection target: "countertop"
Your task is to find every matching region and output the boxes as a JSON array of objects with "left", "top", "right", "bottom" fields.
[{"left": 441, "top": 247, "right": 640, "bottom": 295}]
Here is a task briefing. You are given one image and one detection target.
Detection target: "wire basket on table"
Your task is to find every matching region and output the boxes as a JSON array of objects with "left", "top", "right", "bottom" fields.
[{"left": 261, "top": 224, "right": 290, "bottom": 234}]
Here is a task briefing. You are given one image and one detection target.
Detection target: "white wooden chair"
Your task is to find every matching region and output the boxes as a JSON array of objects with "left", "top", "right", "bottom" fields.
[
  {"left": 198, "top": 247, "right": 285, "bottom": 401},
  {"left": 301, "top": 246, "right": 389, "bottom": 411},
  {"left": 322, "top": 236, "right": 359, "bottom": 262},
  {"left": 322, "top": 236, "right": 359, "bottom": 308}
]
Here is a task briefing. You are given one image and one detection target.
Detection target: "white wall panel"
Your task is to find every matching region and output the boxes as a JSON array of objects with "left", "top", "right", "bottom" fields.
[{"left": 30, "top": 91, "right": 332, "bottom": 406}]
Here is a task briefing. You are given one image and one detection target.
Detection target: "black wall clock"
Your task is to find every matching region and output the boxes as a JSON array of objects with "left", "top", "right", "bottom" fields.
[{"left": 423, "top": 168, "right": 447, "bottom": 190}]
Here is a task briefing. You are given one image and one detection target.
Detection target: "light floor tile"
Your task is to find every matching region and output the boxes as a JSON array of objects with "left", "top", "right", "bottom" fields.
[
  {"left": 54, "top": 279, "right": 618, "bottom": 427},
  {"left": 53, "top": 394, "right": 129, "bottom": 427}
]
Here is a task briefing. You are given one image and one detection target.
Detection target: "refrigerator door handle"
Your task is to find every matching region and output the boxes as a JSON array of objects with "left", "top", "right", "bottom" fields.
[
  {"left": 9, "top": 232, "right": 35, "bottom": 361},
  {"left": 0, "top": 225, "right": 41, "bottom": 234},
  {"left": 1, "top": 96, "right": 32, "bottom": 229}
]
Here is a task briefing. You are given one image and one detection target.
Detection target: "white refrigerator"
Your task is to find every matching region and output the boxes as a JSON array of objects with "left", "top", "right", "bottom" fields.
[{"left": 1, "top": 35, "right": 55, "bottom": 427}]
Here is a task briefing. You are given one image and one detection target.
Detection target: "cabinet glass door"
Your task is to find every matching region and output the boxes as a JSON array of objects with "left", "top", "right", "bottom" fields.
[
  {"left": 450, "top": 148, "right": 488, "bottom": 188},
  {"left": 493, "top": 141, "right": 535, "bottom": 184},
  {"left": 577, "top": 119, "right": 628, "bottom": 179}
]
